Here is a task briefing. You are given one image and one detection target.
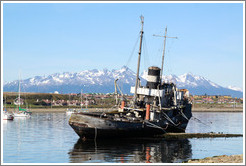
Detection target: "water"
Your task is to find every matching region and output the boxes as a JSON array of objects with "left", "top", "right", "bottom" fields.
[{"left": 3, "top": 112, "right": 243, "bottom": 163}]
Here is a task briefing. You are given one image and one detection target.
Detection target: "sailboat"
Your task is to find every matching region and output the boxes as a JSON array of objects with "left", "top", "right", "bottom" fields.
[
  {"left": 66, "top": 90, "right": 88, "bottom": 114},
  {"left": 69, "top": 16, "right": 192, "bottom": 140},
  {"left": 66, "top": 93, "right": 76, "bottom": 115},
  {"left": 13, "top": 78, "right": 32, "bottom": 117},
  {"left": 79, "top": 90, "right": 89, "bottom": 112}
]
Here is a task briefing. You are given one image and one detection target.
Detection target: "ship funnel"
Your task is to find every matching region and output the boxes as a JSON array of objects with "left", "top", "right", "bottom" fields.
[{"left": 146, "top": 66, "right": 160, "bottom": 89}]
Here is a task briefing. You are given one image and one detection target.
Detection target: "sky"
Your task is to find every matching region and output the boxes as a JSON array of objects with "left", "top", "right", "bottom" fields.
[{"left": 2, "top": 2, "right": 244, "bottom": 89}]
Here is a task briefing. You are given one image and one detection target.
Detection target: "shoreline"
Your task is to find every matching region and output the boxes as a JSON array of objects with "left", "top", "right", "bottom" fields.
[
  {"left": 185, "top": 154, "right": 243, "bottom": 163},
  {"left": 192, "top": 107, "right": 243, "bottom": 112},
  {"left": 6, "top": 107, "right": 243, "bottom": 113}
]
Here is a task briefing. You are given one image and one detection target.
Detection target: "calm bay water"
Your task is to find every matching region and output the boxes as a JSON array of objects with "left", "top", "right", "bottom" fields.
[{"left": 3, "top": 112, "right": 243, "bottom": 163}]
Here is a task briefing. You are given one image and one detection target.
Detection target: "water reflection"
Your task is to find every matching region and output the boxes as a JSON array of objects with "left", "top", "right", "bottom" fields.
[
  {"left": 69, "top": 138, "right": 192, "bottom": 163},
  {"left": 3, "top": 112, "right": 242, "bottom": 163}
]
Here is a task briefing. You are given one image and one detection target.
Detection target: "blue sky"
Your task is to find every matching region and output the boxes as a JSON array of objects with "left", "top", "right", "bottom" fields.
[{"left": 2, "top": 2, "right": 244, "bottom": 89}]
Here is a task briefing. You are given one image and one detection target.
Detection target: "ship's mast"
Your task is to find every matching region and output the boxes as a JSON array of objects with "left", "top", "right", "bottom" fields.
[
  {"left": 160, "top": 27, "right": 168, "bottom": 84},
  {"left": 153, "top": 26, "right": 177, "bottom": 84},
  {"left": 134, "top": 15, "right": 144, "bottom": 104}
]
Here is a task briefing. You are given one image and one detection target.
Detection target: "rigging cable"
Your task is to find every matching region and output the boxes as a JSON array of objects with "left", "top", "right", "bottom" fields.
[
  {"left": 142, "top": 35, "right": 150, "bottom": 70},
  {"left": 125, "top": 34, "right": 140, "bottom": 67},
  {"left": 144, "top": 120, "right": 167, "bottom": 133},
  {"left": 161, "top": 111, "right": 180, "bottom": 126},
  {"left": 192, "top": 116, "right": 212, "bottom": 127},
  {"left": 165, "top": 37, "right": 175, "bottom": 74},
  {"left": 180, "top": 109, "right": 190, "bottom": 121}
]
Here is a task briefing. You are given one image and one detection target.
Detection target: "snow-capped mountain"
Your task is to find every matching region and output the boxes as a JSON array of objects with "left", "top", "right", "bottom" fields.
[
  {"left": 141, "top": 71, "right": 242, "bottom": 97},
  {"left": 142, "top": 71, "right": 220, "bottom": 88},
  {"left": 25, "top": 66, "right": 137, "bottom": 86},
  {"left": 3, "top": 66, "right": 243, "bottom": 98},
  {"left": 4, "top": 66, "right": 145, "bottom": 95},
  {"left": 227, "top": 86, "right": 243, "bottom": 92}
]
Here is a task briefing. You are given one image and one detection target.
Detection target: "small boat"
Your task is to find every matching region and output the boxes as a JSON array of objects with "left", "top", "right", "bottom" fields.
[
  {"left": 3, "top": 96, "right": 14, "bottom": 120},
  {"left": 69, "top": 16, "right": 192, "bottom": 140},
  {"left": 3, "top": 109, "right": 14, "bottom": 120},
  {"left": 66, "top": 108, "right": 76, "bottom": 115}
]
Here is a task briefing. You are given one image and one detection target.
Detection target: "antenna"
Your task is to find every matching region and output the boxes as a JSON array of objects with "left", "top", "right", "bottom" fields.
[
  {"left": 140, "top": 15, "right": 144, "bottom": 31},
  {"left": 153, "top": 26, "right": 177, "bottom": 84}
]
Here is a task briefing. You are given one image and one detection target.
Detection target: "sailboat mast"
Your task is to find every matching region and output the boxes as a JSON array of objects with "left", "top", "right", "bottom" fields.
[
  {"left": 4, "top": 94, "right": 7, "bottom": 109},
  {"left": 86, "top": 95, "right": 88, "bottom": 109},
  {"left": 18, "top": 79, "right": 21, "bottom": 108},
  {"left": 134, "top": 16, "right": 144, "bottom": 103}
]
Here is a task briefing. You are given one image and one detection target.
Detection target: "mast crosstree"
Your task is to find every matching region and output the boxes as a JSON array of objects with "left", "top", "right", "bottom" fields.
[{"left": 153, "top": 26, "right": 177, "bottom": 84}]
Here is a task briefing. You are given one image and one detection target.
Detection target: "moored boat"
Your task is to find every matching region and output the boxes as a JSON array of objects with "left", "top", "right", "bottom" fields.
[
  {"left": 69, "top": 16, "right": 192, "bottom": 140},
  {"left": 3, "top": 109, "right": 14, "bottom": 120},
  {"left": 3, "top": 97, "right": 14, "bottom": 120},
  {"left": 66, "top": 108, "right": 76, "bottom": 115},
  {"left": 13, "top": 109, "right": 31, "bottom": 117}
]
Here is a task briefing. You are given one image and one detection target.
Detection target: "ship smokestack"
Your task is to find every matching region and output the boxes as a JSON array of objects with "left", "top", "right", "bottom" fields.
[{"left": 146, "top": 66, "right": 160, "bottom": 89}]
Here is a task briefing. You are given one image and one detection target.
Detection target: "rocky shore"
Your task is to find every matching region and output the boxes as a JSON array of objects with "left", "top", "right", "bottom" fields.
[{"left": 185, "top": 154, "right": 243, "bottom": 163}]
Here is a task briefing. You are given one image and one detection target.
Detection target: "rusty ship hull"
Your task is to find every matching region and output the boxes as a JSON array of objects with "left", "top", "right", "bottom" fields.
[{"left": 69, "top": 105, "right": 191, "bottom": 140}]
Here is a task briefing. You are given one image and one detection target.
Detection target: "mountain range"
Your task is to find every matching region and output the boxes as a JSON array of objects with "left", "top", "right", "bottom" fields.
[{"left": 3, "top": 66, "right": 243, "bottom": 98}]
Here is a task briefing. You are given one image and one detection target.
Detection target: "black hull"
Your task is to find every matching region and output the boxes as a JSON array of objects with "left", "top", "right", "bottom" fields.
[
  {"left": 70, "top": 126, "right": 186, "bottom": 140},
  {"left": 69, "top": 112, "right": 189, "bottom": 140}
]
